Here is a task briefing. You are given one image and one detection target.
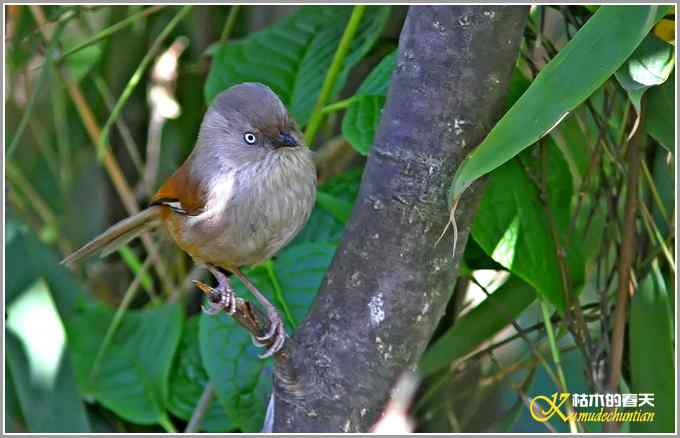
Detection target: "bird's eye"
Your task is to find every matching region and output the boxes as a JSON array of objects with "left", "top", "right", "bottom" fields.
[{"left": 243, "top": 132, "right": 257, "bottom": 145}]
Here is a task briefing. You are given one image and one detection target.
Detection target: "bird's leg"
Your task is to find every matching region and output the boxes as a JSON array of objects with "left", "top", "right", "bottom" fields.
[
  {"left": 198, "top": 265, "right": 237, "bottom": 315},
  {"left": 232, "top": 268, "right": 286, "bottom": 358}
]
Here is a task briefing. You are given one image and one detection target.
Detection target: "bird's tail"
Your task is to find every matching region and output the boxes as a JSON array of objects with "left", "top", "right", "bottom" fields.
[{"left": 61, "top": 206, "right": 164, "bottom": 267}]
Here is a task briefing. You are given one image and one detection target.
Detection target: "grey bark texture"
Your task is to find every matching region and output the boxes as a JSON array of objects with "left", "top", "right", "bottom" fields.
[{"left": 272, "top": 5, "right": 528, "bottom": 432}]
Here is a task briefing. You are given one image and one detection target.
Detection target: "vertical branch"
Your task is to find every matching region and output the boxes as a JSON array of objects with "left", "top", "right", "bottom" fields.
[
  {"left": 605, "top": 99, "right": 646, "bottom": 430},
  {"left": 274, "top": 6, "right": 528, "bottom": 432}
]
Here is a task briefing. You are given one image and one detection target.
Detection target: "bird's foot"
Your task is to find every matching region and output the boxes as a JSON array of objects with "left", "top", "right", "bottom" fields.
[
  {"left": 251, "top": 307, "right": 286, "bottom": 359},
  {"left": 194, "top": 280, "right": 237, "bottom": 315}
]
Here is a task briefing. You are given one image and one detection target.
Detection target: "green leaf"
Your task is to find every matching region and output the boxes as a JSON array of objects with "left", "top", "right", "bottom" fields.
[
  {"left": 5, "top": 215, "right": 40, "bottom": 305},
  {"left": 550, "top": 111, "right": 593, "bottom": 188},
  {"left": 471, "top": 141, "right": 583, "bottom": 310},
  {"left": 274, "top": 242, "right": 336, "bottom": 325},
  {"left": 291, "top": 167, "right": 363, "bottom": 245},
  {"left": 6, "top": 210, "right": 88, "bottom": 317},
  {"left": 651, "top": 143, "right": 674, "bottom": 236},
  {"left": 505, "top": 65, "right": 532, "bottom": 108},
  {"left": 419, "top": 276, "right": 536, "bottom": 377},
  {"left": 6, "top": 330, "right": 91, "bottom": 432},
  {"left": 356, "top": 50, "right": 397, "bottom": 96},
  {"left": 315, "top": 190, "right": 354, "bottom": 224},
  {"left": 5, "top": 352, "right": 24, "bottom": 432},
  {"left": 342, "top": 51, "right": 396, "bottom": 154},
  {"left": 630, "top": 263, "right": 674, "bottom": 433},
  {"left": 199, "top": 309, "right": 273, "bottom": 432},
  {"left": 342, "top": 95, "right": 386, "bottom": 155},
  {"left": 615, "top": 34, "right": 675, "bottom": 112},
  {"left": 167, "top": 316, "right": 235, "bottom": 432},
  {"left": 205, "top": 6, "right": 390, "bottom": 125},
  {"left": 647, "top": 67, "right": 675, "bottom": 152},
  {"left": 67, "top": 301, "right": 183, "bottom": 425},
  {"left": 450, "top": 5, "right": 669, "bottom": 200}
]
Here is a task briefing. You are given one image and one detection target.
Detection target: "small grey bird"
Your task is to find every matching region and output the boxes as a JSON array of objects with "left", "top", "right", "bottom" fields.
[{"left": 62, "top": 83, "right": 317, "bottom": 357}]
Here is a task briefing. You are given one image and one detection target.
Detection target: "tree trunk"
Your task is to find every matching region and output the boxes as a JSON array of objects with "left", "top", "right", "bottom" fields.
[{"left": 273, "top": 5, "right": 528, "bottom": 432}]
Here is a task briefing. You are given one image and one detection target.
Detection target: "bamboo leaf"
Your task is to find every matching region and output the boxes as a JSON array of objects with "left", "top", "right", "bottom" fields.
[
  {"left": 450, "top": 5, "right": 669, "bottom": 200},
  {"left": 470, "top": 141, "right": 583, "bottom": 310}
]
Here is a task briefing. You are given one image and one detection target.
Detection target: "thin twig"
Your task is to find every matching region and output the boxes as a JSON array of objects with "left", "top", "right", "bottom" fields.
[
  {"left": 606, "top": 98, "right": 646, "bottom": 432},
  {"left": 304, "top": 6, "right": 366, "bottom": 145},
  {"left": 141, "top": 36, "right": 188, "bottom": 196},
  {"left": 468, "top": 276, "right": 563, "bottom": 390},
  {"left": 538, "top": 141, "right": 593, "bottom": 379},
  {"left": 640, "top": 159, "right": 671, "bottom": 228},
  {"left": 7, "top": 20, "right": 64, "bottom": 158},
  {"left": 6, "top": 162, "right": 72, "bottom": 253},
  {"left": 185, "top": 383, "right": 216, "bottom": 433},
  {"left": 93, "top": 76, "right": 145, "bottom": 176},
  {"left": 29, "top": 5, "right": 176, "bottom": 295},
  {"left": 31, "top": 6, "right": 166, "bottom": 72},
  {"left": 539, "top": 299, "right": 579, "bottom": 433},
  {"left": 219, "top": 5, "right": 241, "bottom": 43},
  {"left": 61, "top": 6, "right": 165, "bottom": 65},
  {"left": 90, "top": 257, "right": 156, "bottom": 384},
  {"left": 96, "top": 6, "right": 192, "bottom": 161},
  {"left": 639, "top": 200, "right": 675, "bottom": 272}
]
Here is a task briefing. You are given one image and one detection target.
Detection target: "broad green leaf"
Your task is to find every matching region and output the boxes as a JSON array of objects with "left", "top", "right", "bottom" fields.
[
  {"left": 463, "top": 237, "right": 503, "bottom": 271},
  {"left": 647, "top": 67, "right": 675, "bottom": 152},
  {"left": 205, "top": 6, "right": 390, "bottom": 125},
  {"left": 450, "top": 5, "right": 669, "bottom": 200},
  {"left": 4, "top": 212, "right": 93, "bottom": 432},
  {"left": 615, "top": 34, "right": 675, "bottom": 112},
  {"left": 471, "top": 141, "right": 583, "bottom": 310},
  {"left": 419, "top": 276, "right": 536, "bottom": 377},
  {"left": 274, "top": 242, "right": 336, "bottom": 325},
  {"left": 342, "top": 51, "right": 396, "bottom": 154},
  {"left": 291, "top": 167, "right": 363, "bottom": 245},
  {"left": 5, "top": 215, "right": 39, "bottom": 305},
  {"left": 5, "top": 330, "right": 91, "bottom": 432},
  {"left": 343, "top": 95, "right": 386, "bottom": 155},
  {"left": 356, "top": 50, "right": 397, "bottom": 96},
  {"left": 67, "top": 301, "right": 183, "bottom": 425},
  {"left": 315, "top": 190, "right": 353, "bottom": 224},
  {"left": 167, "top": 316, "right": 235, "bottom": 432},
  {"left": 199, "top": 304, "right": 273, "bottom": 432},
  {"left": 5, "top": 210, "right": 89, "bottom": 318},
  {"left": 630, "top": 264, "right": 674, "bottom": 433}
]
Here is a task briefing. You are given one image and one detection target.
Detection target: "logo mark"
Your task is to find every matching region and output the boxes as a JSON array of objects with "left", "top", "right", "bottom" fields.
[{"left": 530, "top": 392, "right": 571, "bottom": 422}]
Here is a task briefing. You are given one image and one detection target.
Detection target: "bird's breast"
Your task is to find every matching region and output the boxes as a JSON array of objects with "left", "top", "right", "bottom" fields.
[{"left": 168, "top": 149, "right": 316, "bottom": 268}]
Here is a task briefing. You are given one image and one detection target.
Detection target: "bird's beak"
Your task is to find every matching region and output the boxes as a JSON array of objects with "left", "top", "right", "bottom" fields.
[{"left": 274, "top": 131, "right": 298, "bottom": 148}]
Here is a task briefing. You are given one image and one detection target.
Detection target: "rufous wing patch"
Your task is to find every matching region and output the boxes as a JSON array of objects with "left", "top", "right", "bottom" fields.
[{"left": 150, "top": 161, "right": 206, "bottom": 216}]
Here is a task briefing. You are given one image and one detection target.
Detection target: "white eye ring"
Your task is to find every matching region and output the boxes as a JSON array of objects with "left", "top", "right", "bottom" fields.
[{"left": 243, "top": 132, "right": 257, "bottom": 145}]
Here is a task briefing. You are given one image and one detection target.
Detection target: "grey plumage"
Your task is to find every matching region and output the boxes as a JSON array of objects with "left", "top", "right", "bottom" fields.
[{"left": 62, "top": 82, "right": 317, "bottom": 270}]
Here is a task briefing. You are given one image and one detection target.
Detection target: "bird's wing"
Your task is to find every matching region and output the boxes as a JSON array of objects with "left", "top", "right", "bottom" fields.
[{"left": 150, "top": 160, "right": 207, "bottom": 216}]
